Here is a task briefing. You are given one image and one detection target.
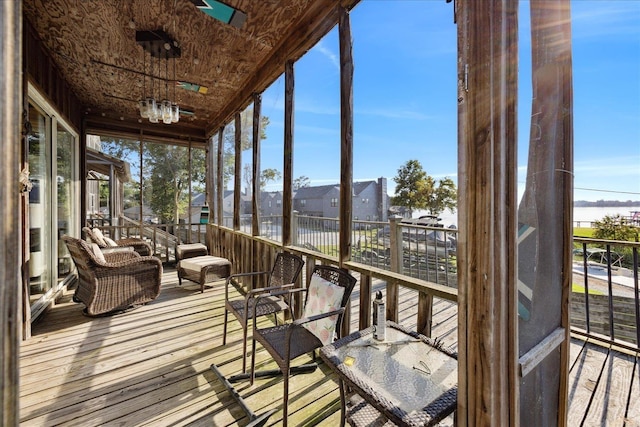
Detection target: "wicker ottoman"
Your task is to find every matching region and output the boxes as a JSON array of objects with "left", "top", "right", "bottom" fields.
[
  {"left": 177, "top": 255, "right": 231, "bottom": 293},
  {"left": 176, "top": 243, "right": 208, "bottom": 261}
]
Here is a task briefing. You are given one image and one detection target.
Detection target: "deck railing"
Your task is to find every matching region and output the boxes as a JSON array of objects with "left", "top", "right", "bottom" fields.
[
  {"left": 89, "top": 218, "right": 640, "bottom": 351},
  {"left": 88, "top": 219, "right": 208, "bottom": 263},
  {"left": 571, "top": 237, "right": 640, "bottom": 351}
]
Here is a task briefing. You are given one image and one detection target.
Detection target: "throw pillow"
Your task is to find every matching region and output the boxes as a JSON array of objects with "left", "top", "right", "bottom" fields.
[
  {"left": 91, "top": 228, "right": 107, "bottom": 247},
  {"left": 103, "top": 236, "right": 118, "bottom": 247},
  {"left": 91, "top": 243, "right": 106, "bottom": 263},
  {"left": 301, "top": 274, "right": 345, "bottom": 346}
]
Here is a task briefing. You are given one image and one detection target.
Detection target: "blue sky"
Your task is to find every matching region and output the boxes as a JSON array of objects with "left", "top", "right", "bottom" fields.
[{"left": 256, "top": 0, "right": 640, "bottom": 203}]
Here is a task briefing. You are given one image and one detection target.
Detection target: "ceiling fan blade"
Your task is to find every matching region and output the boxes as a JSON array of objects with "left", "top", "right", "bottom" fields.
[{"left": 189, "top": 0, "right": 247, "bottom": 28}]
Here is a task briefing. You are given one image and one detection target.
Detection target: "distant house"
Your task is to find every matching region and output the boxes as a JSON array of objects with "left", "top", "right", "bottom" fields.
[
  {"left": 182, "top": 191, "right": 250, "bottom": 225},
  {"left": 223, "top": 178, "right": 390, "bottom": 223},
  {"left": 292, "top": 177, "right": 389, "bottom": 222},
  {"left": 293, "top": 184, "right": 340, "bottom": 217},
  {"left": 260, "top": 191, "right": 284, "bottom": 217}
]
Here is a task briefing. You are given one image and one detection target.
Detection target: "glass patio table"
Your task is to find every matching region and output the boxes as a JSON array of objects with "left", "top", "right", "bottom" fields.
[{"left": 320, "top": 321, "right": 457, "bottom": 426}]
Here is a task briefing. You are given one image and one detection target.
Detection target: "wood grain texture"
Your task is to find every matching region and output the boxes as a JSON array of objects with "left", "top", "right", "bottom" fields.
[
  {"left": 22, "top": 0, "right": 360, "bottom": 141},
  {"left": 456, "top": 0, "right": 519, "bottom": 425},
  {"left": 18, "top": 267, "right": 635, "bottom": 426},
  {"left": 1, "top": 1, "right": 22, "bottom": 424}
]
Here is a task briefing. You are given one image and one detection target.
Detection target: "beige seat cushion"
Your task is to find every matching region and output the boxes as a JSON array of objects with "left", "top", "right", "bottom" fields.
[
  {"left": 179, "top": 255, "right": 230, "bottom": 272},
  {"left": 177, "top": 243, "right": 208, "bottom": 258}
]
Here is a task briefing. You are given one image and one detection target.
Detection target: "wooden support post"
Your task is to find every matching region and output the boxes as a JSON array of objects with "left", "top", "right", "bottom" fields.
[
  {"left": 282, "top": 60, "right": 294, "bottom": 248},
  {"left": 187, "top": 139, "right": 192, "bottom": 243},
  {"left": 338, "top": 5, "right": 354, "bottom": 337},
  {"left": 417, "top": 293, "right": 433, "bottom": 338},
  {"left": 252, "top": 93, "right": 262, "bottom": 273},
  {"left": 338, "top": 5, "right": 353, "bottom": 269},
  {"left": 206, "top": 134, "right": 216, "bottom": 228},
  {"left": 518, "top": 2, "right": 573, "bottom": 425},
  {"left": 216, "top": 127, "right": 224, "bottom": 227},
  {"left": 387, "top": 216, "right": 401, "bottom": 323},
  {"left": 251, "top": 93, "right": 262, "bottom": 239},
  {"left": 358, "top": 274, "right": 372, "bottom": 330},
  {"left": 457, "top": 0, "right": 519, "bottom": 425},
  {"left": 233, "top": 113, "right": 241, "bottom": 231},
  {"left": 138, "top": 136, "right": 144, "bottom": 233},
  {"left": 1, "top": 1, "right": 22, "bottom": 424}
]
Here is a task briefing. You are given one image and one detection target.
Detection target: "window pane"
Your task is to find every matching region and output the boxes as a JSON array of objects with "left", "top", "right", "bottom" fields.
[
  {"left": 142, "top": 141, "right": 189, "bottom": 225},
  {"left": 28, "top": 103, "right": 52, "bottom": 300},
  {"left": 292, "top": 28, "right": 340, "bottom": 254},
  {"left": 57, "top": 122, "right": 75, "bottom": 281},
  {"left": 259, "top": 76, "right": 285, "bottom": 240}
]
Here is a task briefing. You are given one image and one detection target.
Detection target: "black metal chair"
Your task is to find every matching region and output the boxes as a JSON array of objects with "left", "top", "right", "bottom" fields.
[
  {"left": 222, "top": 252, "right": 304, "bottom": 373},
  {"left": 249, "top": 265, "right": 357, "bottom": 427}
]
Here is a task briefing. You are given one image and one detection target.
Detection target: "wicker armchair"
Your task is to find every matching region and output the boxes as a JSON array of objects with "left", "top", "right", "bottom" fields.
[
  {"left": 63, "top": 235, "right": 162, "bottom": 316},
  {"left": 222, "top": 252, "right": 304, "bottom": 373},
  {"left": 83, "top": 226, "right": 152, "bottom": 256},
  {"left": 250, "top": 265, "right": 357, "bottom": 427}
]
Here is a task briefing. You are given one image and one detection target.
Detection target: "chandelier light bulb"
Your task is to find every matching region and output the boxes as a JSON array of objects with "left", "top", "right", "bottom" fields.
[{"left": 171, "top": 103, "right": 180, "bottom": 123}]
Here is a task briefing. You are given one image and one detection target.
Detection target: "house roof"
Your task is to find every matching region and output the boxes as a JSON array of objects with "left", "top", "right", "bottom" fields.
[
  {"left": 86, "top": 148, "right": 132, "bottom": 182},
  {"left": 293, "top": 180, "right": 378, "bottom": 199},
  {"left": 294, "top": 184, "right": 339, "bottom": 199}
]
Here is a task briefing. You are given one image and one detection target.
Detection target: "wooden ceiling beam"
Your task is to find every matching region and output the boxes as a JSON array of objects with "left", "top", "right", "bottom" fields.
[
  {"left": 85, "top": 115, "right": 208, "bottom": 146},
  {"left": 206, "top": 0, "right": 361, "bottom": 136}
]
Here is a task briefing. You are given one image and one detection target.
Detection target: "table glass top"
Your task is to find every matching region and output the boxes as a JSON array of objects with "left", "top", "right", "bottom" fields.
[{"left": 332, "top": 327, "right": 457, "bottom": 415}]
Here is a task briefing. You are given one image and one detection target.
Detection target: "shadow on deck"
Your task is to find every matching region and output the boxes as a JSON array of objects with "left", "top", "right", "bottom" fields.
[{"left": 19, "top": 268, "right": 640, "bottom": 426}]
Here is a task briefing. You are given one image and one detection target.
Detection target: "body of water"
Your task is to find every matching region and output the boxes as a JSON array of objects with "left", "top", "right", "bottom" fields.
[{"left": 417, "top": 206, "right": 640, "bottom": 228}]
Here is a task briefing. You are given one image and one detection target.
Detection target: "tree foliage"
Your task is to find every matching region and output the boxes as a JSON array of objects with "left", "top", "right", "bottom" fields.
[
  {"left": 100, "top": 138, "right": 205, "bottom": 224},
  {"left": 593, "top": 214, "right": 638, "bottom": 241},
  {"left": 592, "top": 214, "right": 639, "bottom": 269},
  {"left": 242, "top": 165, "right": 281, "bottom": 194},
  {"left": 293, "top": 176, "right": 310, "bottom": 190},
  {"left": 392, "top": 159, "right": 457, "bottom": 216},
  {"left": 223, "top": 110, "right": 270, "bottom": 188},
  {"left": 98, "top": 107, "right": 266, "bottom": 225},
  {"left": 260, "top": 168, "right": 281, "bottom": 190}
]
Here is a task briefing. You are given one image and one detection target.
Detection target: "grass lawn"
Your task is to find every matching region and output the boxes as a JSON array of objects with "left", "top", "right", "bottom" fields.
[
  {"left": 572, "top": 283, "right": 603, "bottom": 295},
  {"left": 573, "top": 227, "right": 594, "bottom": 238}
]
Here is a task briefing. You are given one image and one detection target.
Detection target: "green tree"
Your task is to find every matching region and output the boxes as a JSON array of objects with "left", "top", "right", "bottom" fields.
[
  {"left": 593, "top": 215, "right": 637, "bottom": 242},
  {"left": 242, "top": 164, "right": 282, "bottom": 194},
  {"left": 222, "top": 110, "right": 270, "bottom": 188},
  {"left": 99, "top": 107, "right": 265, "bottom": 224},
  {"left": 293, "top": 175, "right": 310, "bottom": 190},
  {"left": 392, "top": 159, "right": 457, "bottom": 216},
  {"left": 260, "top": 168, "right": 281, "bottom": 190},
  {"left": 144, "top": 144, "right": 190, "bottom": 224},
  {"left": 592, "top": 214, "right": 639, "bottom": 269}
]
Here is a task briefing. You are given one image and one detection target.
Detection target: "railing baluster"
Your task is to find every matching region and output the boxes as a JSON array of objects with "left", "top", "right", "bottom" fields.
[
  {"left": 634, "top": 246, "right": 639, "bottom": 346},
  {"left": 582, "top": 241, "right": 591, "bottom": 335},
  {"left": 606, "top": 244, "right": 615, "bottom": 340}
]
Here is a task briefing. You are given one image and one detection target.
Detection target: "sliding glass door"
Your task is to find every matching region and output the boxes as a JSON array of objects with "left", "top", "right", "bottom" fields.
[{"left": 28, "top": 87, "right": 79, "bottom": 318}]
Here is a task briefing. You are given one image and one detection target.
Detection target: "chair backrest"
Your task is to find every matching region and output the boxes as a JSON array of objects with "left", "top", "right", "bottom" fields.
[
  {"left": 304, "top": 265, "right": 357, "bottom": 340},
  {"left": 267, "top": 252, "right": 304, "bottom": 288},
  {"left": 63, "top": 235, "right": 102, "bottom": 285},
  {"left": 82, "top": 226, "right": 107, "bottom": 247}
]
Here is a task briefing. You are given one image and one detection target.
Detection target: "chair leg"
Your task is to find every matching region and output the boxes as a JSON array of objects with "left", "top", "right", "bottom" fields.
[
  {"left": 283, "top": 365, "right": 290, "bottom": 427},
  {"left": 339, "top": 379, "right": 347, "bottom": 427},
  {"left": 242, "top": 317, "right": 248, "bottom": 373},
  {"left": 222, "top": 309, "right": 228, "bottom": 345},
  {"left": 250, "top": 338, "right": 257, "bottom": 385}
]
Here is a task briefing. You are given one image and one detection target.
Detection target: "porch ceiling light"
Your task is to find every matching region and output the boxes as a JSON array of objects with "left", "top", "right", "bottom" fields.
[{"left": 136, "top": 30, "right": 181, "bottom": 124}]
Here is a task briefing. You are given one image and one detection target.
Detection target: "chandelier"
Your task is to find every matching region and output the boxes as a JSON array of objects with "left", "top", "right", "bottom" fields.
[{"left": 136, "top": 30, "right": 181, "bottom": 124}]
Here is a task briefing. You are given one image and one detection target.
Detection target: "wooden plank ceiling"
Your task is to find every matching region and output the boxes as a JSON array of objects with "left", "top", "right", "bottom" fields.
[{"left": 23, "top": 0, "right": 356, "bottom": 142}]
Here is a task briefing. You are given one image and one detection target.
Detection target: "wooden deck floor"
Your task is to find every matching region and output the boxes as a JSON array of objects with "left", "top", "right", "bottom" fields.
[{"left": 19, "top": 267, "right": 640, "bottom": 426}]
